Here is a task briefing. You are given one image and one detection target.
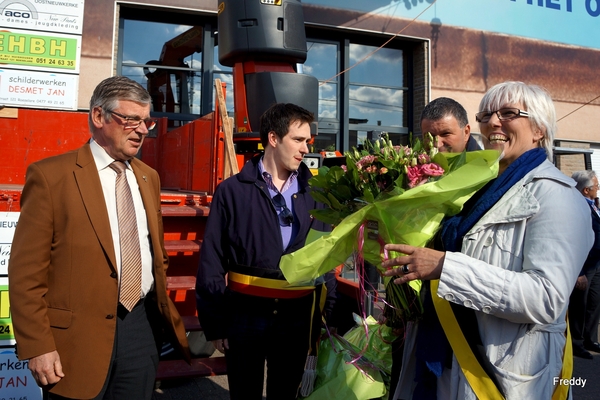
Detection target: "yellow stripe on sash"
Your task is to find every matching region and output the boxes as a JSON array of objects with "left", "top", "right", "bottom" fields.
[
  {"left": 431, "top": 279, "right": 571, "bottom": 400},
  {"left": 431, "top": 279, "right": 505, "bottom": 400},
  {"left": 552, "top": 319, "right": 571, "bottom": 400},
  {"left": 228, "top": 271, "right": 315, "bottom": 291}
]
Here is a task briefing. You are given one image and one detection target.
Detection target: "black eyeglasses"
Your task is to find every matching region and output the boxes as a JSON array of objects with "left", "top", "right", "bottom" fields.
[
  {"left": 272, "top": 193, "right": 294, "bottom": 226},
  {"left": 108, "top": 110, "right": 158, "bottom": 131},
  {"left": 475, "top": 108, "right": 529, "bottom": 123}
]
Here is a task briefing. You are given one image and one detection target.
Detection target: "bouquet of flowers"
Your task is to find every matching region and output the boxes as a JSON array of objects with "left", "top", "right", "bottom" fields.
[
  {"left": 309, "top": 134, "right": 445, "bottom": 227},
  {"left": 309, "top": 134, "right": 451, "bottom": 325},
  {"left": 280, "top": 134, "right": 499, "bottom": 326}
]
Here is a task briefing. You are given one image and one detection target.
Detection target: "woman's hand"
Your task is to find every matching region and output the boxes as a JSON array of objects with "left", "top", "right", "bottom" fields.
[{"left": 381, "top": 243, "right": 446, "bottom": 284}]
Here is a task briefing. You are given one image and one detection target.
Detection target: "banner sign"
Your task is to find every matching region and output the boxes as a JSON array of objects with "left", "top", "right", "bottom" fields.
[
  {"left": 305, "top": 0, "right": 600, "bottom": 51},
  {"left": 0, "top": 0, "right": 84, "bottom": 35},
  {"left": 0, "top": 348, "right": 42, "bottom": 399},
  {"left": 0, "top": 277, "right": 13, "bottom": 344},
  {"left": 0, "top": 69, "right": 78, "bottom": 109},
  {"left": 0, "top": 29, "right": 80, "bottom": 73},
  {"left": 0, "top": 212, "right": 18, "bottom": 276}
]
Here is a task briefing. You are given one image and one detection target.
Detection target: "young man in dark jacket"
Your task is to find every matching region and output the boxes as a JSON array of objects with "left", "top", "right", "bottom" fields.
[{"left": 196, "top": 103, "right": 336, "bottom": 399}]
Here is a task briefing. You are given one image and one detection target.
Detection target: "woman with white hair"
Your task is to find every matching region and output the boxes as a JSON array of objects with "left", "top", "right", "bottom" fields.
[{"left": 384, "top": 81, "right": 593, "bottom": 399}]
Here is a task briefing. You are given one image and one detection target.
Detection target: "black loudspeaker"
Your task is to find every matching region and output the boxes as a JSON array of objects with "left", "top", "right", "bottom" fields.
[
  {"left": 245, "top": 71, "right": 318, "bottom": 133},
  {"left": 218, "top": 0, "right": 308, "bottom": 66}
]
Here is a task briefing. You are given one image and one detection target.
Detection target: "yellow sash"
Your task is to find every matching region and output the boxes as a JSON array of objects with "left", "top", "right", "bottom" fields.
[{"left": 430, "top": 279, "right": 571, "bottom": 400}]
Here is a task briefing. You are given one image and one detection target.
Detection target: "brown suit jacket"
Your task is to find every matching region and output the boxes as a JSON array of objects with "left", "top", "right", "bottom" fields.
[{"left": 8, "top": 143, "right": 190, "bottom": 398}]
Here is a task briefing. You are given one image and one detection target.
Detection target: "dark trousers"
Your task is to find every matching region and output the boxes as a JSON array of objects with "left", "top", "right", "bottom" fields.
[
  {"left": 570, "top": 267, "right": 600, "bottom": 349},
  {"left": 225, "top": 292, "right": 313, "bottom": 400},
  {"left": 46, "top": 297, "right": 160, "bottom": 400},
  {"left": 388, "top": 335, "right": 405, "bottom": 400}
]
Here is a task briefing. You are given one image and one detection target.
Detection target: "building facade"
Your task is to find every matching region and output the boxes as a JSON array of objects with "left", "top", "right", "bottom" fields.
[{"left": 1, "top": 0, "right": 599, "bottom": 172}]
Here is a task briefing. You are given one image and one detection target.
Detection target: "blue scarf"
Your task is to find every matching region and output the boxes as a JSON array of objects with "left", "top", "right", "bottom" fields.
[{"left": 413, "top": 147, "right": 547, "bottom": 399}]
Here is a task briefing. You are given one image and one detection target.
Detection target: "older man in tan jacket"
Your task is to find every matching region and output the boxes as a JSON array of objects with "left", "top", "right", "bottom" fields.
[{"left": 8, "top": 76, "right": 189, "bottom": 399}]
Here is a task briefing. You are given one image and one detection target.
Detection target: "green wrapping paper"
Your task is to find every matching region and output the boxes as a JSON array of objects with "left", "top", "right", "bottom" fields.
[
  {"left": 342, "top": 315, "right": 397, "bottom": 375},
  {"left": 281, "top": 150, "right": 500, "bottom": 286},
  {"left": 304, "top": 330, "right": 387, "bottom": 400}
]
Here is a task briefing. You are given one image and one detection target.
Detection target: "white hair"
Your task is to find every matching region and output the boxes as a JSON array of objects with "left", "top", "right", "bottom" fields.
[{"left": 478, "top": 81, "right": 556, "bottom": 161}]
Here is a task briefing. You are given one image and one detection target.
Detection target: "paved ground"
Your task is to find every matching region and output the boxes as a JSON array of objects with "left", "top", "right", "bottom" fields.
[
  {"left": 153, "top": 343, "right": 600, "bottom": 399},
  {"left": 571, "top": 346, "right": 600, "bottom": 399},
  {"left": 153, "top": 376, "right": 230, "bottom": 400},
  {"left": 152, "top": 350, "right": 266, "bottom": 400}
]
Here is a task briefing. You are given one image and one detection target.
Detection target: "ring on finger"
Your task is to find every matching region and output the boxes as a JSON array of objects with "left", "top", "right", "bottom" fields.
[{"left": 401, "top": 264, "right": 409, "bottom": 274}]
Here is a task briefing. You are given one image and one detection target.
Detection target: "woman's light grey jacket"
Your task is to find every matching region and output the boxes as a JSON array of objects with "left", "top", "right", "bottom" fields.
[{"left": 396, "top": 160, "right": 594, "bottom": 400}]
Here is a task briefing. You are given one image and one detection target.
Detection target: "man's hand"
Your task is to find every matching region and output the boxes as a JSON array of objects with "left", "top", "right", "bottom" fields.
[
  {"left": 29, "top": 350, "right": 65, "bottom": 386},
  {"left": 211, "top": 338, "right": 229, "bottom": 353},
  {"left": 575, "top": 275, "right": 588, "bottom": 291}
]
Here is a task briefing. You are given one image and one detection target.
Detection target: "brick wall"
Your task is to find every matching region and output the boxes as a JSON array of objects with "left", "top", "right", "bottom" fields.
[
  {"left": 412, "top": 41, "right": 429, "bottom": 141},
  {"left": 555, "top": 141, "right": 589, "bottom": 177}
]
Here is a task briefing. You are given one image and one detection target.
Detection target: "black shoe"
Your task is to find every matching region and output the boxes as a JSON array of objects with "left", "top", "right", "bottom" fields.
[
  {"left": 574, "top": 347, "right": 594, "bottom": 359},
  {"left": 584, "top": 342, "right": 600, "bottom": 353}
]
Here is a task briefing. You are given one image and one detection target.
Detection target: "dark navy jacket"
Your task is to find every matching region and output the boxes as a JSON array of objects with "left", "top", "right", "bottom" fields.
[
  {"left": 195, "top": 155, "right": 335, "bottom": 340},
  {"left": 466, "top": 135, "right": 481, "bottom": 151},
  {"left": 581, "top": 201, "right": 600, "bottom": 275}
]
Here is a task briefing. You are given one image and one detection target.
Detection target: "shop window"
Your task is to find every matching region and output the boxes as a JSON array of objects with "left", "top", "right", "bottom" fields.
[
  {"left": 307, "top": 29, "right": 410, "bottom": 152},
  {"left": 120, "top": 20, "right": 203, "bottom": 118},
  {"left": 118, "top": 9, "right": 231, "bottom": 126},
  {"left": 348, "top": 43, "right": 407, "bottom": 147},
  {"left": 305, "top": 40, "right": 340, "bottom": 152}
]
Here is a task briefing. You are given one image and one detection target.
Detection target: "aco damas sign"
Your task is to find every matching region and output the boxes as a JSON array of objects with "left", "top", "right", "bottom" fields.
[
  {"left": 0, "top": 0, "right": 83, "bottom": 110},
  {"left": 0, "top": 0, "right": 84, "bottom": 35}
]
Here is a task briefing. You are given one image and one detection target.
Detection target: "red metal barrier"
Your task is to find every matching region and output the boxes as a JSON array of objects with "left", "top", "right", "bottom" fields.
[{"left": 0, "top": 108, "right": 89, "bottom": 186}]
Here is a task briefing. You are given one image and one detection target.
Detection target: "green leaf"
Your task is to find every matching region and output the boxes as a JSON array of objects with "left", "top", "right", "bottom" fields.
[
  {"left": 317, "top": 166, "right": 331, "bottom": 176},
  {"left": 334, "top": 185, "right": 354, "bottom": 200},
  {"left": 362, "top": 188, "right": 376, "bottom": 203},
  {"left": 328, "top": 166, "right": 347, "bottom": 181},
  {"left": 309, "top": 208, "right": 343, "bottom": 225},
  {"left": 446, "top": 151, "right": 468, "bottom": 173},
  {"left": 432, "top": 152, "right": 449, "bottom": 172},
  {"left": 310, "top": 191, "right": 332, "bottom": 207},
  {"left": 394, "top": 174, "right": 406, "bottom": 189},
  {"left": 327, "top": 192, "right": 345, "bottom": 211},
  {"left": 378, "top": 186, "right": 405, "bottom": 200},
  {"left": 308, "top": 173, "right": 330, "bottom": 189}
]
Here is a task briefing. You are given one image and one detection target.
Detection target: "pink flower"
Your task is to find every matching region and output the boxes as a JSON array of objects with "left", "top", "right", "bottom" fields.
[
  {"left": 356, "top": 155, "right": 375, "bottom": 171},
  {"left": 406, "top": 163, "right": 444, "bottom": 188},
  {"left": 359, "top": 155, "right": 375, "bottom": 165},
  {"left": 421, "top": 163, "right": 444, "bottom": 177},
  {"left": 418, "top": 153, "right": 430, "bottom": 165},
  {"left": 406, "top": 165, "right": 428, "bottom": 188},
  {"left": 379, "top": 167, "right": 388, "bottom": 175},
  {"left": 341, "top": 165, "right": 347, "bottom": 172}
]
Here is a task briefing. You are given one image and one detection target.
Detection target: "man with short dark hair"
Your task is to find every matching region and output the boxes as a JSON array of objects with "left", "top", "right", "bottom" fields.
[
  {"left": 8, "top": 76, "right": 189, "bottom": 399},
  {"left": 420, "top": 97, "right": 480, "bottom": 153},
  {"left": 196, "top": 103, "right": 336, "bottom": 399},
  {"left": 569, "top": 170, "right": 600, "bottom": 359}
]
